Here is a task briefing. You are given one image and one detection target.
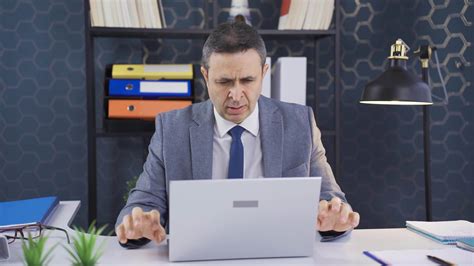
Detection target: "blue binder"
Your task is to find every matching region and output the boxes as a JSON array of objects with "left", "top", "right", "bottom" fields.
[
  {"left": 0, "top": 196, "right": 59, "bottom": 229},
  {"left": 108, "top": 79, "right": 192, "bottom": 97}
]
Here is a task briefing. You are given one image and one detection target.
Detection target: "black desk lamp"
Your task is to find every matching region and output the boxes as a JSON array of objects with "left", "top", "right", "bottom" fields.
[{"left": 360, "top": 39, "right": 435, "bottom": 221}]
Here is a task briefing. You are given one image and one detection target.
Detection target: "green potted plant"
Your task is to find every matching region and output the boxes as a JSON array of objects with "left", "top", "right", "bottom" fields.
[
  {"left": 65, "top": 222, "right": 107, "bottom": 266},
  {"left": 22, "top": 233, "right": 56, "bottom": 266}
]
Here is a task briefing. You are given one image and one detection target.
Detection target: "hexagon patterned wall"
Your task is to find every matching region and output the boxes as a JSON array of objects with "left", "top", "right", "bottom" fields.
[{"left": 1, "top": 0, "right": 472, "bottom": 229}]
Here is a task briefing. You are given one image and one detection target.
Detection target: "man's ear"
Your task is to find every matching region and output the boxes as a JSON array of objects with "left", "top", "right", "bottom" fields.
[
  {"left": 200, "top": 66, "right": 209, "bottom": 85},
  {"left": 262, "top": 63, "right": 269, "bottom": 78}
]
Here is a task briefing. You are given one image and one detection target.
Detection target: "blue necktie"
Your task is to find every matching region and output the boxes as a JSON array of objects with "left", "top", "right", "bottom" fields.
[{"left": 228, "top": 126, "right": 245, "bottom": 179}]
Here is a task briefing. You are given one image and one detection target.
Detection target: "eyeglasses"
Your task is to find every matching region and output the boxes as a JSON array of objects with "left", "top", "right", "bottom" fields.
[{"left": 0, "top": 224, "right": 70, "bottom": 244}]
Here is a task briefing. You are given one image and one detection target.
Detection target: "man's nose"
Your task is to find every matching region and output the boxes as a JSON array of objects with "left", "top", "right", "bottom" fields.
[{"left": 228, "top": 85, "right": 243, "bottom": 101}]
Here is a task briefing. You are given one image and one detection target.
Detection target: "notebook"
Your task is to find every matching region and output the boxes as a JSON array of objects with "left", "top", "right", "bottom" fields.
[
  {"left": 0, "top": 196, "right": 59, "bottom": 230},
  {"left": 457, "top": 238, "right": 474, "bottom": 252},
  {"left": 406, "top": 220, "right": 474, "bottom": 244}
]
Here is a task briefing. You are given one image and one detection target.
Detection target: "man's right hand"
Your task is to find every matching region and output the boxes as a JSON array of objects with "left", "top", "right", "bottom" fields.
[{"left": 116, "top": 207, "right": 166, "bottom": 244}]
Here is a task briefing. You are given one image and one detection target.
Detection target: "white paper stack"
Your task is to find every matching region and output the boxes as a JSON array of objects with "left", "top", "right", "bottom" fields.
[
  {"left": 271, "top": 57, "right": 307, "bottom": 105},
  {"left": 279, "top": 0, "right": 334, "bottom": 30},
  {"left": 89, "top": 0, "right": 166, "bottom": 28}
]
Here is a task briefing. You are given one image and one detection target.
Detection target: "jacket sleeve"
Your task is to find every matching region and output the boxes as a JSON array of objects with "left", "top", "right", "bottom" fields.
[
  {"left": 307, "top": 106, "right": 347, "bottom": 203},
  {"left": 307, "top": 107, "right": 353, "bottom": 241},
  {"left": 115, "top": 114, "right": 169, "bottom": 248}
]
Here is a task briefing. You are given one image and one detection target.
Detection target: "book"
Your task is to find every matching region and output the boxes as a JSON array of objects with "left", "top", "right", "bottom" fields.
[
  {"left": 158, "top": 0, "right": 166, "bottom": 28},
  {"left": 271, "top": 57, "right": 307, "bottom": 105},
  {"left": 457, "top": 238, "right": 474, "bottom": 252},
  {"left": 293, "top": 0, "right": 309, "bottom": 30},
  {"left": 302, "top": 0, "right": 318, "bottom": 30},
  {"left": 322, "top": 0, "right": 335, "bottom": 30},
  {"left": 108, "top": 99, "right": 192, "bottom": 120},
  {"left": 150, "top": 0, "right": 162, "bottom": 28},
  {"left": 112, "top": 64, "right": 193, "bottom": 80},
  {"left": 127, "top": 0, "right": 141, "bottom": 28},
  {"left": 301, "top": 0, "right": 334, "bottom": 30},
  {"left": 108, "top": 79, "right": 192, "bottom": 97},
  {"left": 406, "top": 220, "right": 474, "bottom": 244},
  {"left": 89, "top": 0, "right": 165, "bottom": 28},
  {"left": 0, "top": 196, "right": 59, "bottom": 230},
  {"left": 102, "top": 0, "right": 114, "bottom": 27},
  {"left": 278, "top": 0, "right": 291, "bottom": 29}
]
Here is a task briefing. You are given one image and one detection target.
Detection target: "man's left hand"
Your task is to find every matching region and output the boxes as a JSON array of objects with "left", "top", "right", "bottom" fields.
[{"left": 317, "top": 197, "right": 360, "bottom": 232}]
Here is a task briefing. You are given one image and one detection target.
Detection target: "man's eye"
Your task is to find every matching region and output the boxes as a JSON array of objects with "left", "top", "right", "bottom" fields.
[
  {"left": 242, "top": 79, "right": 254, "bottom": 83},
  {"left": 217, "top": 81, "right": 230, "bottom": 84}
]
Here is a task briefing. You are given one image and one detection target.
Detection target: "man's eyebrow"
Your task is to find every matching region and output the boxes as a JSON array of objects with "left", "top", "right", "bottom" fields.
[{"left": 215, "top": 77, "right": 234, "bottom": 81}]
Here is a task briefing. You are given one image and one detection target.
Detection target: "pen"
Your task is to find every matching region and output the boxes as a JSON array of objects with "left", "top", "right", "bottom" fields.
[{"left": 427, "top": 255, "right": 456, "bottom": 266}]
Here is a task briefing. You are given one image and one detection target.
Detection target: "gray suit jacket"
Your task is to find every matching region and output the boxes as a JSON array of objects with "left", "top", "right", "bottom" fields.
[{"left": 116, "top": 96, "right": 347, "bottom": 230}]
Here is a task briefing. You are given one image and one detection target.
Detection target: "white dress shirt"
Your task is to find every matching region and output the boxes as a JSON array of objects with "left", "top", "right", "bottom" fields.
[{"left": 212, "top": 103, "right": 263, "bottom": 179}]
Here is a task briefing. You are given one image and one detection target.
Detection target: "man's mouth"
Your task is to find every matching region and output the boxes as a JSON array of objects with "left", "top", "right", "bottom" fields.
[{"left": 226, "top": 105, "right": 246, "bottom": 115}]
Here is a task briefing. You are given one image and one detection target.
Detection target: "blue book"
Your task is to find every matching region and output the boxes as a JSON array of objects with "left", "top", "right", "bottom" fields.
[
  {"left": 108, "top": 79, "right": 192, "bottom": 97},
  {"left": 0, "top": 196, "right": 59, "bottom": 229}
]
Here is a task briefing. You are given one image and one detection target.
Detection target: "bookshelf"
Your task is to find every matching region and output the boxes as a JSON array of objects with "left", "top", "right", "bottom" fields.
[
  {"left": 83, "top": 0, "right": 341, "bottom": 223},
  {"left": 90, "top": 27, "right": 336, "bottom": 39}
]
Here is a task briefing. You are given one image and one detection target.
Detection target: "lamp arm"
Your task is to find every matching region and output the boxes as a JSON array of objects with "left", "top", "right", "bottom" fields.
[
  {"left": 413, "top": 46, "right": 448, "bottom": 105},
  {"left": 433, "top": 50, "right": 448, "bottom": 104}
]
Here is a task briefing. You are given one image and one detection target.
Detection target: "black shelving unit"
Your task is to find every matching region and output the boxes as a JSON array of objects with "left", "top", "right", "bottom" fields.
[{"left": 83, "top": 0, "right": 341, "bottom": 223}]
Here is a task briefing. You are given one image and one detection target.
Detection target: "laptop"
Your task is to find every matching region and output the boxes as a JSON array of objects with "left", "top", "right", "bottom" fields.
[{"left": 168, "top": 177, "right": 321, "bottom": 262}]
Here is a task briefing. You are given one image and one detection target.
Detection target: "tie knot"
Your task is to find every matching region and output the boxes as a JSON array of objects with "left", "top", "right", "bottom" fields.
[{"left": 228, "top": 126, "right": 245, "bottom": 139}]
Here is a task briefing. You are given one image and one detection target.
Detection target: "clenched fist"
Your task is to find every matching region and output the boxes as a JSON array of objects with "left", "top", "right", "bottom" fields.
[
  {"left": 116, "top": 207, "right": 166, "bottom": 244},
  {"left": 317, "top": 197, "right": 360, "bottom": 232}
]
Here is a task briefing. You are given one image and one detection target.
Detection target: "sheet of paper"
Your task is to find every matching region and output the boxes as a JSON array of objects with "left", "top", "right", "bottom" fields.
[{"left": 365, "top": 247, "right": 474, "bottom": 266}]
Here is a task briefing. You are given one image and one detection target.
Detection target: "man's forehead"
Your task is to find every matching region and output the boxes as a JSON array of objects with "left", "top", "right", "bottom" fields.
[{"left": 208, "top": 50, "right": 261, "bottom": 64}]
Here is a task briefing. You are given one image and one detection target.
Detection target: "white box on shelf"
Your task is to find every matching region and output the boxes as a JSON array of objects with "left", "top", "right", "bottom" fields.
[{"left": 271, "top": 57, "right": 307, "bottom": 105}]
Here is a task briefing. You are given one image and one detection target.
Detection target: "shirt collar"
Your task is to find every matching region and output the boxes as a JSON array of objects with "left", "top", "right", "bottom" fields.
[{"left": 213, "top": 103, "right": 260, "bottom": 138}]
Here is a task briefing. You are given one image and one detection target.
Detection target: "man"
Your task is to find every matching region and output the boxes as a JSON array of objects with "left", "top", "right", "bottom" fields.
[{"left": 116, "top": 22, "right": 360, "bottom": 248}]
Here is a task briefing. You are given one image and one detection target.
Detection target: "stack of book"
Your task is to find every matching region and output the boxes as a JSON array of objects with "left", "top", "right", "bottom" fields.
[
  {"left": 106, "top": 64, "right": 193, "bottom": 123},
  {"left": 406, "top": 220, "right": 474, "bottom": 245},
  {"left": 89, "top": 0, "right": 166, "bottom": 28},
  {"left": 0, "top": 196, "right": 59, "bottom": 230},
  {"left": 278, "top": 0, "right": 335, "bottom": 30}
]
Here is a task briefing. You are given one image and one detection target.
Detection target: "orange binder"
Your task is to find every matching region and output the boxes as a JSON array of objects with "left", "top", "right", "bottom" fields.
[{"left": 108, "top": 99, "right": 192, "bottom": 120}]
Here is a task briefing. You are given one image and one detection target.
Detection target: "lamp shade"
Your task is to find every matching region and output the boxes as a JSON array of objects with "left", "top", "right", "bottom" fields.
[{"left": 360, "top": 65, "right": 432, "bottom": 105}]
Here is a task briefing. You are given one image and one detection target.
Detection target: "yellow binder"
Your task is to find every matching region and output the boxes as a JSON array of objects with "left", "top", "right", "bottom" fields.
[{"left": 112, "top": 64, "right": 193, "bottom": 80}]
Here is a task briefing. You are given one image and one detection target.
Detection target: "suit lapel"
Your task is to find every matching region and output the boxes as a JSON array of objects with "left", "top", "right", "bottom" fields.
[
  {"left": 190, "top": 101, "right": 214, "bottom": 180},
  {"left": 259, "top": 97, "right": 283, "bottom": 177}
]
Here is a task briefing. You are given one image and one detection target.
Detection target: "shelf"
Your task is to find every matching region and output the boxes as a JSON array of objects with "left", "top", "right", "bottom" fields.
[
  {"left": 104, "top": 96, "right": 195, "bottom": 101},
  {"left": 91, "top": 28, "right": 211, "bottom": 38},
  {"left": 90, "top": 27, "right": 336, "bottom": 39}
]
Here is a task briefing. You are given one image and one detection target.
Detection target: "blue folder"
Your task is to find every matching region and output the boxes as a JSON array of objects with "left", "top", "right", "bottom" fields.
[
  {"left": 108, "top": 79, "right": 192, "bottom": 97},
  {"left": 0, "top": 196, "right": 59, "bottom": 229}
]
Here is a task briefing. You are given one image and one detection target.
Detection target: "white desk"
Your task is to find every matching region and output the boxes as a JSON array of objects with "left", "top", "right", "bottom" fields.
[{"left": 3, "top": 201, "right": 471, "bottom": 265}]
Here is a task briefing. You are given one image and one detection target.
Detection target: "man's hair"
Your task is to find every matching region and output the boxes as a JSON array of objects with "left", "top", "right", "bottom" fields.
[{"left": 201, "top": 22, "right": 267, "bottom": 69}]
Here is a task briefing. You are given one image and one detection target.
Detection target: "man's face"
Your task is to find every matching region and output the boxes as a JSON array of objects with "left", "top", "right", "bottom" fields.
[{"left": 201, "top": 49, "right": 269, "bottom": 124}]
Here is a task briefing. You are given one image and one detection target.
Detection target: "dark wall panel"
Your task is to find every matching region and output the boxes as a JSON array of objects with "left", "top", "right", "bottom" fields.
[{"left": 1, "top": 0, "right": 472, "bottom": 229}]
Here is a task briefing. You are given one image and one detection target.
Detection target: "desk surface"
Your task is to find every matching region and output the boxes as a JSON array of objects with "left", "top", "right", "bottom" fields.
[{"left": 3, "top": 201, "right": 472, "bottom": 265}]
